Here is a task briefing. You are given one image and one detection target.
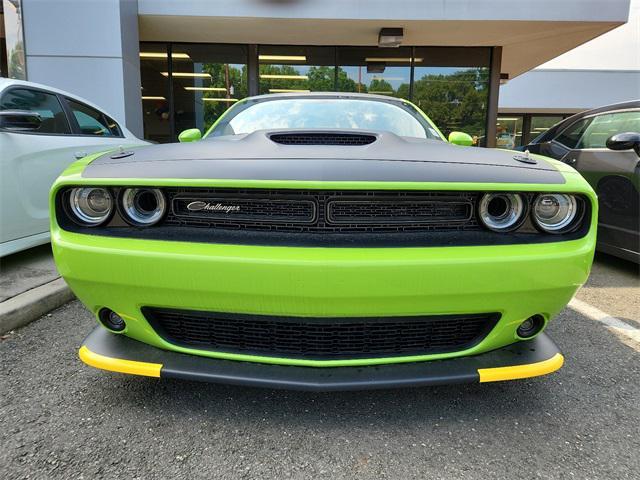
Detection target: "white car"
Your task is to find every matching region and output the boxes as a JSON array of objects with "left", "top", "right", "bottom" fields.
[{"left": 0, "top": 79, "right": 148, "bottom": 256}]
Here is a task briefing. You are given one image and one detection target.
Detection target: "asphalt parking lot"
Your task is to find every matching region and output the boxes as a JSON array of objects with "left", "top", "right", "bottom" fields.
[{"left": 1, "top": 253, "right": 638, "bottom": 480}]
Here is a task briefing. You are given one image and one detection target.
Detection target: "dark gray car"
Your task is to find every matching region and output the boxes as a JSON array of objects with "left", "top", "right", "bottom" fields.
[{"left": 523, "top": 101, "right": 640, "bottom": 263}]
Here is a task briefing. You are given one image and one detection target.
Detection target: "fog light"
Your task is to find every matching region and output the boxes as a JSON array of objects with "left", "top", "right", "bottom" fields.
[
  {"left": 517, "top": 315, "right": 545, "bottom": 339},
  {"left": 98, "top": 308, "right": 126, "bottom": 332}
]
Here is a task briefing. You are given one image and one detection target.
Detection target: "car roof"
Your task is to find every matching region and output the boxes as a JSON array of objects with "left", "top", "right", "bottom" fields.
[
  {"left": 573, "top": 99, "right": 640, "bottom": 117},
  {"left": 241, "top": 92, "right": 411, "bottom": 103},
  {"left": 531, "top": 99, "right": 640, "bottom": 144}
]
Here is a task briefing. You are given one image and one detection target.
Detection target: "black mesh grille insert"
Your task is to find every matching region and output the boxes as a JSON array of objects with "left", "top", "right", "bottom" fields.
[
  {"left": 143, "top": 308, "right": 500, "bottom": 360},
  {"left": 328, "top": 199, "right": 472, "bottom": 224},
  {"left": 269, "top": 133, "right": 377, "bottom": 146},
  {"left": 165, "top": 188, "right": 480, "bottom": 233}
]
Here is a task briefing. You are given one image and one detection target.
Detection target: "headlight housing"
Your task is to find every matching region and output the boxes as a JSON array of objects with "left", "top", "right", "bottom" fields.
[
  {"left": 68, "top": 187, "right": 113, "bottom": 226},
  {"left": 478, "top": 193, "right": 526, "bottom": 232},
  {"left": 120, "top": 188, "right": 166, "bottom": 226},
  {"left": 532, "top": 193, "right": 578, "bottom": 233}
]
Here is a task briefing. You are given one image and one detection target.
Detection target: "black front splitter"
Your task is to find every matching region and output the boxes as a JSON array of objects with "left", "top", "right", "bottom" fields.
[{"left": 80, "top": 327, "right": 563, "bottom": 391}]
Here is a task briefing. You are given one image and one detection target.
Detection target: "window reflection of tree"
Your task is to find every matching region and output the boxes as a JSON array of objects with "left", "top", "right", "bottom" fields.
[
  {"left": 200, "top": 63, "right": 247, "bottom": 131},
  {"left": 413, "top": 69, "right": 489, "bottom": 140}
]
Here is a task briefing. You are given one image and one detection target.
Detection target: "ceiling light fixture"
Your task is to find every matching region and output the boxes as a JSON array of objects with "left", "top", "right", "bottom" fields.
[
  {"left": 365, "top": 57, "right": 423, "bottom": 63},
  {"left": 141, "top": 96, "right": 166, "bottom": 100},
  {"left": 161, "top": 72, "right": 210, "bottom": 78},
  {"left": 367, "top": 63, "right": 386, "bottom": 74},
  {"left": 260, "top": 74, "right": 309, "bottom": 80},
  {"left": 140, "top": 52, "right": 191, "bottom": 60},
  {"left": 184, "top": 87, "right": 227, "bottom": 91},
  {"left": 378, "top": 28, "right": 404, "bottom": 48},
  {"left": 259, "top": 55, "right": 307, "bottom": 62},
  {"left": 202, "top": 98, "right": 238, "bottom": 102}
]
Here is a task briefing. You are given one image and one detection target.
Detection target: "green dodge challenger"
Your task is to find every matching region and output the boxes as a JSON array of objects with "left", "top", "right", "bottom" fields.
[{"left": 51, "top": 93, "right": 596, "bottom": 390}]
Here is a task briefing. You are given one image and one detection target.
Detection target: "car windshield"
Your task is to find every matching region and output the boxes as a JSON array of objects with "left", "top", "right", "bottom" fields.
[{"left": 208, "top": 98, "right": 442, "bottom": 140}]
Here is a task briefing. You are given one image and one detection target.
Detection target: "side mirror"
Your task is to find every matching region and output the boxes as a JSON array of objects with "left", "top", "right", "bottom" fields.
[
  {"left": 0, "top": 110, "right": 42, "bottom": 131},
  {"left": 178, "top": 128, "right": 202, "bottom": 143},
  {"left": 606, "top": 132, "right": 640, "bottom": 156},
  {"left": 448, "top": 131, "right": 474, "bottom": 146}
]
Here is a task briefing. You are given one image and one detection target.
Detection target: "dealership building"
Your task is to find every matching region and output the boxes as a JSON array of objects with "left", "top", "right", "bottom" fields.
[
  {"left": 1, "top": 0, "right": 636, "bottom": 147},
  {"left": 497, "top": 0, "right": 640, "bottom": 148}
]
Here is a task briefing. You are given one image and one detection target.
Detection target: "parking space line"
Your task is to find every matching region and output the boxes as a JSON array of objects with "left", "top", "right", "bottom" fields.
[{"left": 569, "top": 298, "right": 640, "bottom": 347}]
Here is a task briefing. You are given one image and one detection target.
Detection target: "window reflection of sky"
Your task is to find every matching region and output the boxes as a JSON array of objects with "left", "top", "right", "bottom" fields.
[{"left": 221, "top": 99, "right": 433, "bottom": 139}]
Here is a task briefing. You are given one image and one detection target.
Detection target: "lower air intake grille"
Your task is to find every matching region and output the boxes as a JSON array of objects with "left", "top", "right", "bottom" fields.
[
  {"left": 269, "top": 133, "right": 377, "bottom": 146},
  {"left": 143, "top": 308, "right": 500, "bottom": 360}
]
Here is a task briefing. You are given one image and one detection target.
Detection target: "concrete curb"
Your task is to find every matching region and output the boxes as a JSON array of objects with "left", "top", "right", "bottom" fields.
[{"left": 0, "top": 278, "right": 75, "bottom": 334}]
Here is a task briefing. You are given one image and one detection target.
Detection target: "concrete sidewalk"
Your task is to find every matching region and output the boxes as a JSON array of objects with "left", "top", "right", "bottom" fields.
[{"left": 0, "top": 244, "right": 74, "bottom": 334}]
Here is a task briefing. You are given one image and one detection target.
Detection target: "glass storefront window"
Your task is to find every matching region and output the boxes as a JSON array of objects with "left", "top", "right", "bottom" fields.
[
  {"left": 529, "top": 115, "right": 564, "bottom": 142},
  {"left": 139, "top": 43, "right": 171, "bottom": 143},
  {"left": 412, "top": 47, "right": 490, "bottom": 146},
  {"left": 139, "top": 43, "right": 496, "bottom": 144},
  {"left": 496, "top": 113, "right": 576, "bottom": 147},
  {"left": 259, "top": 46, "right": 335, "bottom": 94},
  {"left": 1, "top": 38, "right": 9, "bottom": 77},
  {"left": 496, "top": 116, "right": 523, "bottom": 149},
  {"left": 336, "top": 47, "right": 411, "bottom": 98},
  {"left": 4, "top": 0, "right": 27, "bottom": 79},
  {"left": 171, "top": 44, "right": 248, "bottom": 137}
]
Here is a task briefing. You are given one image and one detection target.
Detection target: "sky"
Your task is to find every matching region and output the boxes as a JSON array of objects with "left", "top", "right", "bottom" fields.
[{"left": 538, "top": 0, "right": 639, "bottom": 71}]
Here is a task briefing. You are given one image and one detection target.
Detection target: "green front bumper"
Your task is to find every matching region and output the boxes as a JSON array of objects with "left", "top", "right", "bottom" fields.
[{"left": 54, "top": 228, "right": 594, "bottom": 368}]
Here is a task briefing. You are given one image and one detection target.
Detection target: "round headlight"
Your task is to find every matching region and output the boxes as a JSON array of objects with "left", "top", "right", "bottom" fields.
[
  {"left": 532, "top": 194, "right": 577, "bottom": 233},
  {"left": 69, "top": 187, "right": 113, "bottom": 226},
  {"left": 478, "top": 193, "right": 525, "bottom": 232},
  {"left": 121, "top": 188, "right": 166, "bottom": 226}
]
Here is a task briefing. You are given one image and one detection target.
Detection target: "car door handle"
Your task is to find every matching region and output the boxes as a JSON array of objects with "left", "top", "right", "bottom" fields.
[{"left": 74, "top": 151, "right": 88, "bottom": 159}]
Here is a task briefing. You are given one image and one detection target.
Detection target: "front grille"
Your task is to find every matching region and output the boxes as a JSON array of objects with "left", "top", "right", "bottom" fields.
[
  {"left": 269, "top": 133, "right": 377, "bottom": 146},
  {"left": 164, "top": 188, "right": 480, "bottom": 233},
  {"left": 57, "top": 186, "right": 592, "bottom": 247},
  {"left": 143, "top": 308, "right": 500, "bottom": 360}
]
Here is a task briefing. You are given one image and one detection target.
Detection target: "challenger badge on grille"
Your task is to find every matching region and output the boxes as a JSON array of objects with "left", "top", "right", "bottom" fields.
[
  {"left": 186, "top": 201, "right": 241, "bottom": 213},
  {"left": 172, "top": 195, "right": 317, "bottom": 223}
]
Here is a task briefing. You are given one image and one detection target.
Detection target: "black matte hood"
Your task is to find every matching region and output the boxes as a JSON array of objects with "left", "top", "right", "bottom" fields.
[{"left": 82, "top": 130, "right": 564, "bottom": 185}]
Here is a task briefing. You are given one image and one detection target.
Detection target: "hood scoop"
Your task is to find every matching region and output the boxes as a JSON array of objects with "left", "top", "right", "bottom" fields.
[{"left": 269, "top": 132, "right": 377, "bottom": 146}]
